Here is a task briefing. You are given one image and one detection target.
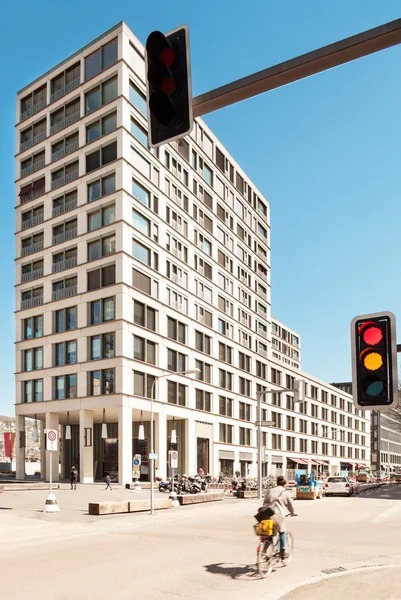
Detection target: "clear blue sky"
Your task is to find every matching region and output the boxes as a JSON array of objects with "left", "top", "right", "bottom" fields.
[{"left": 1, "top": 0, "right": 401, "bottom": 414}]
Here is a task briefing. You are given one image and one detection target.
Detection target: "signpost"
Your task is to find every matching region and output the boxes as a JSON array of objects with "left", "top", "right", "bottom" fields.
[
  {"left": 169, "top": 450, "right": 179, "bottom": 506},
  {"left": 132, "top": 454, "right": 141, "bottom": 491},
  {"left": 44, "top": 429, "right": 59, "bottom": 513}
]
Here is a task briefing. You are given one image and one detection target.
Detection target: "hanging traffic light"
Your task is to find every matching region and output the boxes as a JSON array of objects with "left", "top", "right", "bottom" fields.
[
  {"left": 351, "top": 312, "right": 398, "bottom": 410},
  {"left": 145, "top": 25, "right": 193, "bottom": 147}
]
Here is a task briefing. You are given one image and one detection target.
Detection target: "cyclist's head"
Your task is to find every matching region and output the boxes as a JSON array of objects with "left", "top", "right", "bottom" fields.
[{"left": 277, "top": 476, "right": 286, "bottom": 487}]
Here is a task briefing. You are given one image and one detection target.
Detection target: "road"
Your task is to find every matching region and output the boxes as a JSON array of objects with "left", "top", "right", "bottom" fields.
[{"left": 1, "top": 485, "right": 401, "bottom": 600}]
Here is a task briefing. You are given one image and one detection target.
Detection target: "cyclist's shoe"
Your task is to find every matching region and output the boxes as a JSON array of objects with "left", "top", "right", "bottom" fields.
[{"left": 280, "top": 549, "right": 289, "bottom": 561}]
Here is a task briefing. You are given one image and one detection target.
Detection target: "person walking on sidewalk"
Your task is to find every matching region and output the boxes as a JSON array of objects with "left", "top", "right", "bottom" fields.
[
  {"left": 70, "top": 466, "right": 78, "bottom": 490},
  {"left": 104, "top": 473, "right": 112, "bottom": 490}
]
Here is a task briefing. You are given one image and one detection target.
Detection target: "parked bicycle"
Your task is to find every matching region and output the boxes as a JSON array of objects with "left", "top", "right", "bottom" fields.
[{"left": 254, "top": 514, "right": 296, "bottom": 578}]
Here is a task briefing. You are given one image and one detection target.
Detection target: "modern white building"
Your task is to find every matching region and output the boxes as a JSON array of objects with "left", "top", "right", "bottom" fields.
[
  {"left": 271, "top": 318, "right": 301, "bottom": 369},
  {"left": 14, "top": 22, "right": 370, "bottom": 484}
]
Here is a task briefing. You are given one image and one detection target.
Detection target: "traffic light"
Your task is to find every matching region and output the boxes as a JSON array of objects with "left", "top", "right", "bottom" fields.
[
  {"left": 293, "top": 379, "right": 305, "bottom": 402},
  {"left": 145, "top": 25, "right": 193, "bottom": 147},
  {"left": 351, "top": 312, "right": 398, "bottom": 410}
]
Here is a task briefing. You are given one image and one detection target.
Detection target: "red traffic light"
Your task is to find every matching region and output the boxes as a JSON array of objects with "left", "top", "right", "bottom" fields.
[
  {"left": 359, "top": 322, "right": 384, "bottom": 346},
  {"left": 146, "top": 31, "right": 175, "bottom": 67}
]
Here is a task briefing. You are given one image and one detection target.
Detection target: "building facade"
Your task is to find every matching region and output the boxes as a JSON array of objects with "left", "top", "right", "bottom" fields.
[
  {"left": 15, "top": 22, "right": 369, "bottom": 484},
  {"left": 271, "top": 318, "right": 301, "bottom": 369}
]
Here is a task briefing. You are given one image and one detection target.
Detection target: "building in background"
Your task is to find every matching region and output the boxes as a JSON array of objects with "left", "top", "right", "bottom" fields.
[
  {"left": 271, "top": 318, "right": 301, "bottom": 369},
  {"left": 14, "top": 22, "right": 369, "bottom": 484}
]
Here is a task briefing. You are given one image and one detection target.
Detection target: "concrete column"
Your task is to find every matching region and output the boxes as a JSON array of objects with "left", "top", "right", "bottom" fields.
[
  {"left": 40, "top": 420, "right": 46, "bottom": 480},
  {"left": 79, "top": 410, "right": 94, "bottom": 483},
  {"left": 185, "top": 418, "right": 197, "bottom": 475},
  {"left": 118, "top": 405, "right": 132, "bottom": 485},
  {"left": 45, "top": 413, "right": 59, "bottom": 482},
  {"left": 155, "top": 412, "right": 167, "bottom": 479},
  {"left": 15, "top": 415, "right": 25, "bottom": 480}
]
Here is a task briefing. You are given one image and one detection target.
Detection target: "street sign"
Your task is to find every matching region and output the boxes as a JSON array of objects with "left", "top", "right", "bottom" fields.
[
  {"left": 133, "top": 454, "right": 141, "bottom": 479},
  {"left": 169, "top": 450, "right": 178, "bottom": 469},
  {"left": 149, "top": 453, "right": 158, "bottom": 460},
  {"left": 133, "top": 454, "right": 141, "bottom": 467},
  {"left": 46, "top": 429, "right": 58, "bottom": 452}
]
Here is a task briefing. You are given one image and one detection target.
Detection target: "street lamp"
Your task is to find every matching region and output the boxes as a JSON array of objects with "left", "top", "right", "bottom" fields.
[
  {"left": 255, "top": 389, "right": 274, "bottom": 501},
  {"left": 149, "top": 368, "right": 200, "bottom": 515}
]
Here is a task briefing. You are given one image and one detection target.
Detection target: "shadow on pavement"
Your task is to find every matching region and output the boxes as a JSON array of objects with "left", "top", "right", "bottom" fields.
[
  {"left": 0, "top": 507, "right": 12, "bottom": 510},
  {"left": 204, "top": 562, "right": 258, "bottom": 580}
]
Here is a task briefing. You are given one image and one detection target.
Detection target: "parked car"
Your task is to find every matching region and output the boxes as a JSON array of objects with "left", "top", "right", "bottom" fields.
[{"left": 325, "top": 476, "right": 354, "bottom": 497}]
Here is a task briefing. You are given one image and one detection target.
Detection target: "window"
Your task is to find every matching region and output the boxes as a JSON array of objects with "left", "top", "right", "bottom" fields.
[
  {"left": 50, "top": 63, "right": 80, "bottom": 102},
  {"left": 133, "top": 371, "right": 155, "bottom": 399},
  {"left": 219, "top": 396, "right": 233, "bottom": 417},
  {"left": 129, "top": 81, "right": 146, "bottom": 116},
  {"left": 311, "top": 404, "right": 319, "bottom": 418},
  {"left": 218, "top": 295, "right": 234, "bottom": 317},
  {"left": 86, "top": 111, "right": 117, "bottom": 143},
  {"left": 167, "top": 349, "right": 187, "bottom": 372},
  {"left": 87, "top": 264, "right": 116, "bottom": 290},
  {"left": 196, "top": 331, "right": 212, "bottom": 355},
  {"left": 23, "top": 315, "right": 43, "bottom": 340},
  {"left": 218, "top": 318, "right": 233, "bottom": 339},
  {"left": 166, "top": 206, "right": 188, "bottom": 237},
  {"left": 300, "top": 439, "right": 308, "bottom": 453},
  {"left": 286, "top": 436, "right": 296, "bottom": 452},
  {"left": 239, "top": 427, "right": 251, "bottom": 446},
  {"left": 23, "top": 347, "right": 43, "bottom": 371},
  {"left": 166, "top": 261, "right": 188, "bottom": 288},
  {"left": 88, "top": 203, "right": 116, "bottom": 231},
  {"left": 194, "top": 230, "right": 212, "bottom": 256},
  {"left": 87, "top": 173, "right": 115, "bottom": 202},
  {"left": 194, "top": 255, "right": 212, "bottom": 279},
  {"left": 272, "top": 434, "right": 282, "bottom": 450},
  {"left": 88, "top": 234, "right": 116, "bottom": 261},
  {"left": 203, "top": 162, "right": 213, "bottom": 186},
  {"left": 219, "top": 424, "right": 233, "bottom": 444},
  {"left": 219, "top": 369, "right": 233, "bottom": 391},
  {"left": 86, "top": 141, "right": 117, "bottom": 173},
  {"left": 21, "top": 231, "right": 44, "bottom": 255},
  {"left": 20, "top": 118, "right": 46, "bottom": 153},
  {"left": 311, "top": 385, "right": 319, "bottom": 400},
  {"left": 239, "top": 376, "right": 251, "bottom": 396},
  {"left": 20, "top": 84, "right": 47, "bottom": 120},
  {"left": 238, "top": 352, "right": 251, "bottom": 372},
  {"left": 218, "top": 249, "right": 233, "bottom": 274},
  {"left": 50, "top": 98, "right": 80, "bottom": 135},
  {"left": 286, "top": 395, "right": 295, "bottom": 412},
  {"left": 134, "top": 301, "right": 156, "bottom": 331},
  {"left": 195, "top": 360, "right": 212, "bottom": 383},
  {"left": 271, "top": 368, "right": 281, "bottom": 385},
  {"left": 195, "top": 389, "right": 211, "bottom": 412},
  {"left": 21, "top": 204, "right": 44, "bottom": 230},
  {"left": 54, "top": 374, "right": 77, "bottom": 399},
  {"left": 133, "top": 269, "right": 155, "bottom": 296},
  {"left": 239, "top": 329, "right": 252, "bottom": 350},
  {"left": 52, "top": 218, "right": 77, "bottom": 245},
  {"left": 167, "top": 381, "right": 186, "bottom": 406},
  {"left": 218, "top": 342, "right": 233, "bottom": 364},
  {"left": 54, "top": 340, "right": 77, "bottom": 366},
  {"left": 85, "top": 38, "right": 118, "bottom": 80},
  {"left": 256, "top": 361, "right": 267, "bottom": 379},
  {"left": 90, "top": 297, "right": 115, "bottom": 325},
  {"left": 23, "top": 379, "right": 43, "bottom": 403},
  {"left": 52, "top": 276, "right": 77, "bottom": 301},
  {"left": 130, "top": 117, "right": 148, "bottom": 146},
  {"left": 89, "top": 368, "right": 115, "bottom": 395},
  {"left": 239, "top": 402, "right": 251, "bottom": 421},
  {"left": 133, "top": 336, "right": 156, "bottom": 364},
  {"left": 90, "top": 333, "right": 115, "bottom": 360}
]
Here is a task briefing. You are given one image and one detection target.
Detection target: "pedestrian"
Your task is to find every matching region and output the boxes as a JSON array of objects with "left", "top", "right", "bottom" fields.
[
  {"left": 235, "top": 469, "right": 240, "bottom": 479},
  {"left": 198, "top": 467, "right": 204, "bottom": 477},
  {"left": 70, "top": 466, "right": 78, "bottom": 490},
  {"left": 104, "top": 473, "right": 112, "bottom": 491},
  {"left": 218, "top": 472, "right": 224, "bottom": 484}
]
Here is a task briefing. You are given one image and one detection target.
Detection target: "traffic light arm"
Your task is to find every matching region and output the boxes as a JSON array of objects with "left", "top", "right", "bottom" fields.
[{"left": 192, "top": 18, "right": 401, "bottom": 117}]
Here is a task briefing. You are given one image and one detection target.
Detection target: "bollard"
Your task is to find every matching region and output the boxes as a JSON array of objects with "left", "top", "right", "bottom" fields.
[
  {"left": 44, "top": 493, "right": 60, "bottom": 513},
  {"left": 169, "top": 490, "right": 179, "bottom": 507}
]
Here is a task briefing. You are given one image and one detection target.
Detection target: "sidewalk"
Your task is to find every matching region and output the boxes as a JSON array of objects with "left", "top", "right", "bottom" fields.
[{"left": 281, "top": 566, "right": 401, "bottom": 599}]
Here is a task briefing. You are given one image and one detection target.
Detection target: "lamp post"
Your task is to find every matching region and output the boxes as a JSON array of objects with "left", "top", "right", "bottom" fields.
[
  {"left": 149, "top": 368, "right": 200, "bottom": 515},
  {"left": 255, "top": 388, "right": 274, "bottom": 501}
]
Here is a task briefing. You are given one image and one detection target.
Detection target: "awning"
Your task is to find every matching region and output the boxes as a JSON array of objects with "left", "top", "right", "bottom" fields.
[
  {"left": 239, "top": 452, "right": 253, "bottom": 461},
  {"left": 32, "top": 177, "right": 45, "bottom": 189},
  {"left": 310, "top": 459, "right": 319, "bottom": 466},
  {"left": 219, "top": 450, "right": 235, "bottom": 460},
  {"left": 271, "top": 455, "right": 283, "bottom": 463},
  {"left": 288, "top": 456, "right": 309, "bottom": 465},
  {"left": 19, "top": 184, "right": 32, "bottom": 196}
]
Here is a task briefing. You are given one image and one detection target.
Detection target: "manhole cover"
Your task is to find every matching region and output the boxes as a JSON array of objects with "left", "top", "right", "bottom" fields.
[{"left": 321, "top": 566, "right": 347, "bottom": 575}]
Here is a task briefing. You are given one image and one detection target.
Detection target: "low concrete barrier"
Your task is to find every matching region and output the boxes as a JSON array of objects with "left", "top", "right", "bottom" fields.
[
  {"left": 125, "top": 482, "right": 151, "bottom": 490},
  {"left": 0, "top": 485, "right": 4, "bottom": 494},
  {"left": 88, "top": 498, "right": 172, "bottom": 515},
  {"left": 177, "top": 491, "right": 224, "bottom": 505},
  {"left": 237, "top": 490, "right": 258, "bottom": 499}
]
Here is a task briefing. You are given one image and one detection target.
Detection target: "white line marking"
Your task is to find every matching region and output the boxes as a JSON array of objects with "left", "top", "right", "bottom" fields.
[{"left": 370, "top": 506, "right": 401, "bottom": 523}]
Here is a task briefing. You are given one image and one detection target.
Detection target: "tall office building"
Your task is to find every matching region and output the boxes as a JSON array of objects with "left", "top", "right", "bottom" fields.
[{"left": 15, "top": 22, "right": 370, "bottom": 483}]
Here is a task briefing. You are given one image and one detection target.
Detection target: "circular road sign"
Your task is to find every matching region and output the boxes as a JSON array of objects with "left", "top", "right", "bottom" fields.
[
  {"left": 133, "top": 458, "right": 140, "bottom": 466},
  {"left": 48, "top": 431, "right": 57, "bottom": 442}
]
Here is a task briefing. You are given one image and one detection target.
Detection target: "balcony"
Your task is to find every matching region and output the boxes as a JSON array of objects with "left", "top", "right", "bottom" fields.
[
  {"left": 240, "top": 316, "right": 249, "bottom": 327},
  {"left": 21, "top": 295, "right": 43, "bottom": 310},
  {"left": 51, "top": 140, "right": 79, "bottom": 163},
  {"left": 20, "top": 100, "right": 47, "bottom": 122},
  {"left": 257, "top": 270, "right": 267, "bottom": 282},
  {"left": 170, "top": 220, "right": 183, "bottom": 234},
  {"left": 21, "top": 241, "right": 44, "bottom": 257},
  {"left": 52, "top": 285, "right": 77, "bottom": 301},
  {"left": 50, "top": 111, "right": 80, "bottom": 136},
  {"left": 257, "top": 251, "right": 268, "bottom": 264},
  {"left": 52, "top": 228, "right": 77, "bottom": 246},
  {"left": 20, "top": 131, "right": 46, "bottom": 153},
  {"left": 170, "top": 273, "right": 184, "bottom": 286},
  {"left": 170, "top": 247, "right": 181, "bottom": 259},
  {"left": 52, "top": 255, "right": 77, "bottom": 273},
  {"left": 22, "top": 213, "right": 44, "bottom": 231},
  {"left": 51, "top": 168, "right": 79, "bottom": 190},
  {"left": 52, "top": 196, "right": 77, "bottom": 218},
  {"left": 171, "top": 300, "right": 185, "bottom": 313},
  {"left": 50, "top": 77, "right": 80, "bottom": 103},
  {"left": 20, "top": 184, "right": 46, "bottom": 205},
  {"left": 21, "top": 267, "right": 44, "bottom": 283},
  {"left": 258, "top": 348, "right": 268, "bottom": 358},
  {"left": 257, "top": 231, "right": 268, "bottom": 243},
  {"left": 172, "top": 194, "right": 183, "bottom": 208},
  {"left": 257, "top": 307, "right": 267, "bottom": 319},
  {"left": 21, "top": 159, "right": 45, "bottom": 179},
  {"left": 258, "top": 329, "right": 268, "bottom": 339}
]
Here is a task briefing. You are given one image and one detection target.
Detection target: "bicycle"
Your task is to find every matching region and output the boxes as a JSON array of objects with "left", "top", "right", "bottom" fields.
[{"left": 254, "top": 514, "right": 296, "bottom": 578}]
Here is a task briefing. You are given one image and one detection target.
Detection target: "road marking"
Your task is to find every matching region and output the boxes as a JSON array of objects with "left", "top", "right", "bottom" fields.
[{"left": 370, "top": 506, "right": 401, "bottom": 523}]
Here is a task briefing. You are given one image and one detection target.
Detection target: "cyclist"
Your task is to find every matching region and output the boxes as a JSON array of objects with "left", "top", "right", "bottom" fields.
[{"left": 261, "top": 475, "right": 296, "bottom": 559}]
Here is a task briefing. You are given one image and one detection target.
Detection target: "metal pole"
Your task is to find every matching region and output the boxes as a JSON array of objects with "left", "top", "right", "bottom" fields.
[
  {"left": 257, "top": 392, "right": 262, "bottom": 501},
  {"left": 388, "top": 437, "right": 391, "bottom": 481},
  {"left": 193, "top": 18, "right": 401, "bottom": 117},
  {"left": 150, "top": 379, "right": 156, "bottom": 516},
  {"left": 49, "top": 451, "right": 52, "bottom": 496}
]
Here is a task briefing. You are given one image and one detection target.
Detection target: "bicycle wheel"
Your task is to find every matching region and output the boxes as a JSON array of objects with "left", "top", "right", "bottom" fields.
[
  {"left": 281, "top": 532, "right": 293, "bottom": 567},
  {"left": 257, "top": 539, "right": 274, "bottom": 578}
]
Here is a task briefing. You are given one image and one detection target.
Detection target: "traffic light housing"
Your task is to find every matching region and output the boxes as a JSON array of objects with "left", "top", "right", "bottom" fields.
[
  {"left": 351, "top": 312, "right": 398, "bottom": 410},
  {"left": 293, "top": 379, "right": 305, "bottom": 402},
  {"left": 145, "top": 25, "right": 193, "bottom": 147}
]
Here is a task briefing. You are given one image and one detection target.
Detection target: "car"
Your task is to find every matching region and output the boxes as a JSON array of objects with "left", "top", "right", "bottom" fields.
[{"left": 325, "top": 476, "right": 354, "bottom": 497}]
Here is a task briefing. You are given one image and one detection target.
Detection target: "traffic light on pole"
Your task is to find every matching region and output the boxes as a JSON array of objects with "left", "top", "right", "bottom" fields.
[
  {"left": 351, "top": 312, "right": 398, "bottom": 410},
  {"left": 145, "top": 25, "right": 193, "bottom": 147},
  {"left": 293, "top": 379, "right": 305, "bottom": 402}
]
